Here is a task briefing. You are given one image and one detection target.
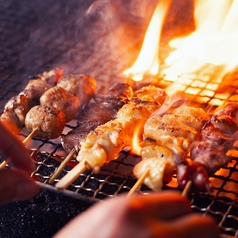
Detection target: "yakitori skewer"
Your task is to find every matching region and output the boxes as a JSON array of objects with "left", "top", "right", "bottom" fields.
[
  {"left": 178, "top": 102, "right": 238, "bottom": 192},
  {"left": 128, "top": 106, "right": 209, "bottom": 194},
  {"left": 56, "top": 86, "right": 167, "bottom": 189}
]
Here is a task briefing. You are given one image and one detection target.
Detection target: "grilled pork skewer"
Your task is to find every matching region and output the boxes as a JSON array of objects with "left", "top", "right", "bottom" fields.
[
  {"left": 61, "top": 83, "right": 134, "bottom": 153},
  {"left": 177, "top": 102, "right": 238, "bottom": 192},
  {"left": 56, "top": 86, "right": 167, "bottom": 189},
  {"left": 131, "top": 106, "right": 209, "bottom": 192}
]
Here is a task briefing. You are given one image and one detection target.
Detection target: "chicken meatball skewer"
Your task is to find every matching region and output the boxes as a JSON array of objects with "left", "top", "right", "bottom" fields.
[
  {"left": 0, "top": 68, "right": 63, "bottom": 133},
  {"left": 55, "top": 86, "right": 167, "bottom": 189}
]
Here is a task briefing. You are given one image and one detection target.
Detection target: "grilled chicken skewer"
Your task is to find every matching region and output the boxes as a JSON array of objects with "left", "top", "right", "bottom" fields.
[
  {"left": 56, "top": 86, "right": 167, "bottom": 189},
  {"left": 177, "top": 102, "right": 238, "bottom": 191},
  {"left": 131, "top": 105, "right": 209, "bottom": 193},
  {"left": 61, "top": 83, "right": 134, "bottom": 153}
]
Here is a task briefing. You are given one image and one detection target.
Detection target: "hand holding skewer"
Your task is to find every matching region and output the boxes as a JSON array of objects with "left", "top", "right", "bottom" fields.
[{"left": 0, "top": 122, "right": 38, "bottom": 204}]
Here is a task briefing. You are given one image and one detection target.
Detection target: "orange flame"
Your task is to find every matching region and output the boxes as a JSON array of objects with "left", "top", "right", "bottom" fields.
[
  {"left": 124, "top": 0, "right": 238, "bottom": 96},
  {"left": 130, "top": 121, "right": 144, "bottom": 156},
  {"left": 123, "top": 0, "right": 172, "bottom": 81}
]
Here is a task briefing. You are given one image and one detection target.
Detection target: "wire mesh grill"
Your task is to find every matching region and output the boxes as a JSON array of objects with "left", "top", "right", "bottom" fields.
[{"left": 1, "top": 0, "right": 238, "bottom": 237}]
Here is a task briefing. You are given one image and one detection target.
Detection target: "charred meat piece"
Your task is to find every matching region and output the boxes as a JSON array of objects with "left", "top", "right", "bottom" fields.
[
  {"left": 61, "top": 83, "right": 134, "bottom": 153},
  {"left": 178, "top": 102, "right": 238, "bottom": 192}
]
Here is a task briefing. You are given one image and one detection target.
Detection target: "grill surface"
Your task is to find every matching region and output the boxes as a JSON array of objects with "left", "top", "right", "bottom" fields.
[{"left": 1, "top": 0, "right": 238, "bottom": 237}]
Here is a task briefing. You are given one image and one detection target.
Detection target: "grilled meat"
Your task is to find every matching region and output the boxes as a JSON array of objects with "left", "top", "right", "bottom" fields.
[
  {"left": 57, "top": 74, "right": 96, "bottom": 106},
  {"left": 0, "top": 69, "right": 96, "bottom": 138},
  {"left": 61, "top": 83, "right": 134, "bottom": 153},
  {"left": 25, "top": 105, "right": 66, "bottom": 139},
  {"left": 75, "top": 86, "right": 167, "bottom": 174},
  {"left": 40, "top": 86, "right": 81, "bottom": 122},
  {"left": 177, "top": 102, "right": 238, "bottom": 191},
  {"left": 0, "top": 68, "right": 62, "bottom": 132},
  {"left": 133, "top": 106, "right": 209, "bottom": 191}
]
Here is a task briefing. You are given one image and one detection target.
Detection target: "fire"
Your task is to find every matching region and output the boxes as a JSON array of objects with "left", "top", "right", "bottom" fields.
[
  {"left": 123, "top": 0, "right": 172, "bottom": 81},
  {"left": 130, "top": 121, "right": 144, "bottom": 156},
  {"left": 124, "top": 0, "right": 238, "bottom": 94}
]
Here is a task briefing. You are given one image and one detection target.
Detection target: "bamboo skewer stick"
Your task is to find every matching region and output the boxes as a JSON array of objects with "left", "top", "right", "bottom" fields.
[
  {"left": 0, "top": 127, "right": 39, "bottom": 170},
  {"left": 22, "top": 127, "right": 39, "bottom": 144},
  {"left": 181, "top": 180, "right": 192, "bottom": 197},
  {"left": 127, "top": 167, "right": 193, "bottom": 197},
  {"left": 49, "top": 148, "right": 76, "bottom": 184},
  {"left": 55, "top": 160, "right": 87, "bottom": 189},
  {"left": 127, "top": 168, "right": 150, "bottom": 197},
  {"left": 0, "top": 158, "right": 11, "bottom": 170}
]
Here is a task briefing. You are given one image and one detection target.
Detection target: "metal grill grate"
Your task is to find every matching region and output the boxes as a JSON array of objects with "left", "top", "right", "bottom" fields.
[{"left": 1, "top": 0, "right": 238, "bottom": 237}]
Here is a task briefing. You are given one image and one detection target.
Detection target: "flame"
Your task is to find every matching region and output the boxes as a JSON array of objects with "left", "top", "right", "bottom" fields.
[
  {"left": 123, "top": 0, "right": 172, "bottom": 81},
  {"left": 163, "top": 0, "right": 238, "bottom": 86},
  {"left": 124, "top": 0, "right": 238, "bottom": 97},
  {"left": 130, "top": 121, "right": 144, "bottom": 156}
]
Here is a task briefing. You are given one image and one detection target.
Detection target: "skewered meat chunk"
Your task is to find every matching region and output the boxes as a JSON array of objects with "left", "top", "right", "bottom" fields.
[
  {"left": 61, "top": 101, "right": 125, "bottom": 153},
  {"left": 57, "top": 74, "right": 96, "bottom": 106},
  {"left": 4, "top": 93, "right": 30, "bottom": 128},
  {"left": 94, "top": 82, "right": 134, "bottom": 103},
  {"left": 0, "top": 110, "right": 21, "bottom": 133},
  {"left": 61, "top": 83, "right": 133, "bottom": 153},
  {"left": 25, "top": 105, "right": 66, "bottom": 139},
  {"left": 134, "top": 141, "right": 175, "bottom": 191},
  {"left": 133, "top": 106, "right": 209, "bottom": 191},
  {"left": 76, "top": 86, "right": 167, "bottom": 174},
  {"left": 0, "top": 68, "right": 63, "bottom": 132},
  {"left": 178, "top": 102, "right": 238, "bottom": 191},
  {"left": 40, "top": 86, "right": 80, "bottom": 122},
  {"left": 38, "top": 67, "right": 63, "bottom": 85},
  {"left": 24, "top": 79, "right": 53, "bottom": 107}
]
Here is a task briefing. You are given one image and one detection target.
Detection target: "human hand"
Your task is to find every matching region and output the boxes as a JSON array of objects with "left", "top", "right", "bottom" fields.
[
  {"left": 0, "top": 122, "right": 39, "bottom": 205},
  {"left": 54, "top": 191, "right": 220, "bottom": 238}
]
